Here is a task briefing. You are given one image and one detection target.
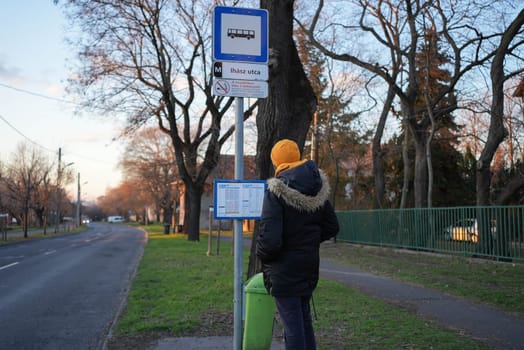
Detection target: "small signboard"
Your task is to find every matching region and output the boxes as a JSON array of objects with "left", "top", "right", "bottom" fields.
[
  {"left": 213, "top": 61, "right": 268, "bottom": 81},
  {"left": 212, "top": 78, "right": 268, "bottom": 98},
  {"left": 213, "top": 6, "right": 269, "bottom": 63},
  {"left": 213, "top": 180, "right": 266, "bottom": 219}
]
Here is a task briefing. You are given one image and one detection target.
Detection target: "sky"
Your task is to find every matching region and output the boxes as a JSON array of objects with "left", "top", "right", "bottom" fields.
[{"left": 0, "top": 1, "right": 125, "bottom": 201}]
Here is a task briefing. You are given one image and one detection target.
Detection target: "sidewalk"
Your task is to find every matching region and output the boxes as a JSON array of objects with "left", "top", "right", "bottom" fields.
[
  {"left": 1, "top": 225, "right": 75, "bottom": 240},
  {"left": 146, "top": 259, "right": 524, "bottom": 350},
  {"left": 319, "top": 260, "right": 524, "bottom": 350},
  {"left": 148, "top": 336, "right": 284, "bottom": 350}
]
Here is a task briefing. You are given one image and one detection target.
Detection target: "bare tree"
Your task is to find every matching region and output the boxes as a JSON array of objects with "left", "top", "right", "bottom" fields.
[
  {"left": 302, "top": 0, "right": 520, "bottom": 208},
  {"left": 4, "top": 144, "right": 53, "bottom": 237},
  {"left": 99, "top": 179, "right": 149, "bottom": 220},
  {"left": 58, "top": 0, "right": 257, "bottom": 241},
  {"left": 458, "top": 87, "right": 524, "bottom": 205},
  {"left": 0, "top": 160, "right": 9, "bottom": 221},
  {"left": 120, "top": 127, "right": 179, "bottom": 226},
  {"left": 31, "top": 168, "right": 54, "bottom": 234},
  {"left": 478, "top": 9, "right": 524, "bottom": 205},
  {"left": 295, "top": 23, "right": 370, "bottom": 209}
]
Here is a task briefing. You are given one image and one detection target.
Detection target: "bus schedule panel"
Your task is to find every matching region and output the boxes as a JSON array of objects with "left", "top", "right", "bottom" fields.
[{"left": 213, "top": 179, "right": 266, "bottom": 220}]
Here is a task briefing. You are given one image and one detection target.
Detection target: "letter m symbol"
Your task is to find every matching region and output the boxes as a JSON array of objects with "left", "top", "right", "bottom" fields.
[{"left": 213, "top": 62, "right": 223, "bottom": 77}]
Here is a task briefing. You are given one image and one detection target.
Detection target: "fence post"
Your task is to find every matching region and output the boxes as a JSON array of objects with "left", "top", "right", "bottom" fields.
[{"left": 207, "top": 207, "right": 213, "bottom": 256}]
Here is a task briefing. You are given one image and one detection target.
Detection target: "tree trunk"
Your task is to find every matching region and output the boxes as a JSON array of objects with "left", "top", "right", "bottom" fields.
[
  {"left": 425, "top": 94, "right": 437, "bottom": 209},
  {"left": 476, "top": 10, "right": 524, "bottom": 205},
  {"left": 326, "top": 115, "right": 339, "bottom": 206},
  {"left": 413, "top": 134, "right": 428, "bottom": 208},
  {"left": 184, "top": 183, "right": 203, "bottom": 241},
  {"left": 400, "top": 116, "right": 410, "bottom": 209},
  {"left": 407, "top": 105, "right": 429, "bottom": 209},
  {"left": 163, "top": 204, "right": 173, "bottom": 228},
  {"left": 476, "top": 10, "right": 524, "bottom": 255},
  {"left": 43, "top": 214, "right": 47, "bottom": 235},
  {"left": 248, "top": 0, "right": 316, "bottom": 278},
  {"left": 23, "top": 209, "right": 28, "bottom": 238},
  {"left": 373, "top": 87, "right": 395, "bottom": 209},
  {"left": 494, "top": 173, "right": 524, "bottom": 205}
]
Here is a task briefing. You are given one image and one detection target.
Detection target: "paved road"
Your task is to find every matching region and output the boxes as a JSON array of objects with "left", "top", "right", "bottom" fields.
[{"left": 0, "top": 223, "right": 146, "bottom": 350}]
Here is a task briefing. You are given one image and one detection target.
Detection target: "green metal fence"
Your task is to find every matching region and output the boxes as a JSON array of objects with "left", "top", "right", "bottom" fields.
[{"left": 336, "top": 206, "right": 524, "bottom": 261}]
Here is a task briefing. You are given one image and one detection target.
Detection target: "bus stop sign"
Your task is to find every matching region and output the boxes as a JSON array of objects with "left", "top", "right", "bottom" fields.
[{"left": 213, "top": 6, "right": 269, "bottom": 63}]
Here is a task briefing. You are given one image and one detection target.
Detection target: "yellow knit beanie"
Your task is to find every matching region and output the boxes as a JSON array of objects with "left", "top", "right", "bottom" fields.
[{"left": 270, "top": 139, "right": 307, "bottom": 176}]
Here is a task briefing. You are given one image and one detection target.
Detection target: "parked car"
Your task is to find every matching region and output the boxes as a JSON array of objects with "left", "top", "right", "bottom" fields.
[
  {"left": 444, "top": 218, "right": 496, "bottom": 243},
  {"left": 107, "top": 215, "right": 124, "bottom": 223}
]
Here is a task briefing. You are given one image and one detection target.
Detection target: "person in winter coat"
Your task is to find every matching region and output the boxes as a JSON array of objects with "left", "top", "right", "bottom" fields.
[{"left": 256, "top": 139, "right": 340, "bottom": 350}]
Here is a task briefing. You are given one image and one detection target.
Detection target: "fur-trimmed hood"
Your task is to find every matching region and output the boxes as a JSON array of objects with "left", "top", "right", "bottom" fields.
[{"left": 266, "top": 160, "right": 331, "bottom": 213}]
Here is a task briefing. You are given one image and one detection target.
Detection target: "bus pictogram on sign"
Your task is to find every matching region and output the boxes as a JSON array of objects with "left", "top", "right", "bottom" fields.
[{"left": 227, "top": 28, "right": 255, "bottom": 39}]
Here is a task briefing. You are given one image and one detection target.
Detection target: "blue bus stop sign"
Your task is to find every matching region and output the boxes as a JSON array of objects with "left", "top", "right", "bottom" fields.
[{"left": 213, "top": 6, "right": 268, "bottom": 63}]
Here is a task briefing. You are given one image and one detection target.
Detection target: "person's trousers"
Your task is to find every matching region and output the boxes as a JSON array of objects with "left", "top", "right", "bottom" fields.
[{"left": 274, "top": 295, "right": 316, "bottom": 350}]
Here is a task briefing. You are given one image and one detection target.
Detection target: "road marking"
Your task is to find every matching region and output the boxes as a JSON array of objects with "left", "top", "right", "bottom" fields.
[
  {"left": 0, "top": 262, "right": 19, "bottom": 271},
  {"left": 44, "top": 250, "right": 57, "bottom": 255}
]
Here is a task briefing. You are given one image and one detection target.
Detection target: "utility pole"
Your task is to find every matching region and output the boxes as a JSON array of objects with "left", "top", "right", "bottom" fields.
[
  {"left": 54, "top": 148, "right": 74, "bottom": 232},
  {"left": 54, "top": 148, "right": 61, "bottom": 233},
  {"left": 76, "top": 173, "right": 80, "bottom": 227},
  {"left": 76, "top": 173, "right": 87, "bottom": 227}
]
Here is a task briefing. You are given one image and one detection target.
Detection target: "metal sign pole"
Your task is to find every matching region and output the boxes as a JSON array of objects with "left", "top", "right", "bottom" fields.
[
  {"left": 233, "top": 96, "right": 244, "bottom": 350},
  {"left": 212, "top": 7, "right": 267, "bottom": 348}
]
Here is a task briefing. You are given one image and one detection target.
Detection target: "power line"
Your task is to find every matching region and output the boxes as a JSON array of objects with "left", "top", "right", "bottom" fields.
[
  {"left": 0, "top": 113, "right": 117, "bottom": 166},
  {"left": 0, "top": 81, "right": 136, "bottom": 167},
  {"left": 0, "top": 81, "right": 129, "bottom": 114},
  {"left": 0, "top": 82, "right": 79, "bottom": 106},
  {"left": 0, "top": 81, "right": 126, "bottom": 166},
  {"left": 0, "top": 113, "right": 56, "bottom": 153}
]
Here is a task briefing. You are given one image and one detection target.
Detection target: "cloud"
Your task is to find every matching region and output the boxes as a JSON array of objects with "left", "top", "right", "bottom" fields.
[
  {"left": 0, "top": 55, "right": 21, "bottom": 80},
  {"left": 45, "top": 83, "right": 66, "bottom": 96}
]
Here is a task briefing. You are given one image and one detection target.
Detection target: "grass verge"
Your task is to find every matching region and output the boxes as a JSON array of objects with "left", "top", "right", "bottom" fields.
[
  {"left": 320, "top": 242, "right": 524, "bottom": 315},
  {"left": 115, "top": 231, "right": 246, "bottom": 335},
  {"left": 108, "top": 224, "right": 497, "bottom": 349},
  {"left": 314, "top": 279, "right": 489, "bottom": 350}
]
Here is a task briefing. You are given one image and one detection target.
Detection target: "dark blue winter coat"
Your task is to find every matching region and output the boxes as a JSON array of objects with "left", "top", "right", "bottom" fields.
[{"left": 256, "top": 160, "right": 339, "bottom": 296}]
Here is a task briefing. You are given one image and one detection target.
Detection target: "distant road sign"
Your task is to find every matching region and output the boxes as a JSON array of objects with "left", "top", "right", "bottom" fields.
[
  {"left": 213, "top": 61, "right": 268, "bottom": 81},
  {"left": 213, "top": 6, "right": 268, "bottom": 63},
  {"left": 212, "top": 78, "right": 268, "bottom": 98}
]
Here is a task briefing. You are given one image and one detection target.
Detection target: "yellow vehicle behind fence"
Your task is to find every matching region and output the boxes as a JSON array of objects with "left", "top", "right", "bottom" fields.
[{"left": 444, "top": 218, "right": 496, "bottom": 243}]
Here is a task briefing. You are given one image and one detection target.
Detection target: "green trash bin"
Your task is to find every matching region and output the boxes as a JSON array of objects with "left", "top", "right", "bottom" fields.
[{"left": 243, "top": 272, "right": 275, "bottom": 350}]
